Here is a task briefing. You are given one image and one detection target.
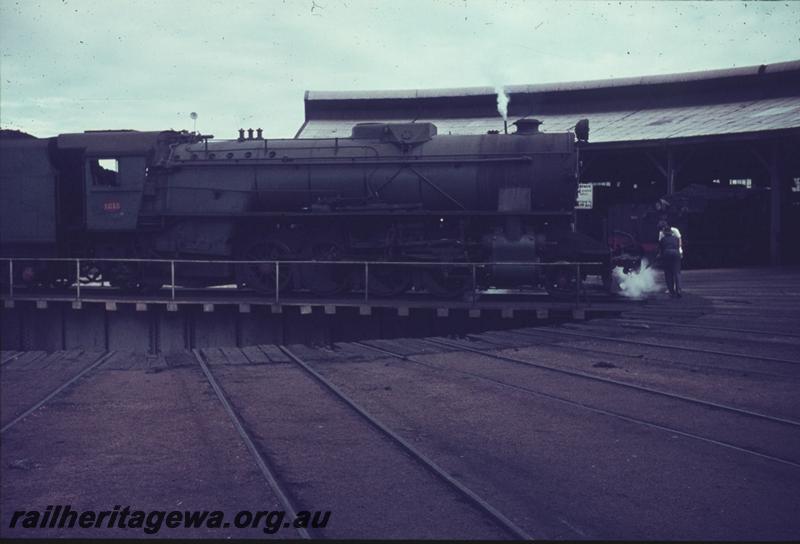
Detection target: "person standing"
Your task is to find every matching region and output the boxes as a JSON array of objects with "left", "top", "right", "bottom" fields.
[
  {"left": 657, "top": 220, "right": 683, "bottom": 258},
  {"left": 658, "top": 225, "right": 682, "bottom": 297}
]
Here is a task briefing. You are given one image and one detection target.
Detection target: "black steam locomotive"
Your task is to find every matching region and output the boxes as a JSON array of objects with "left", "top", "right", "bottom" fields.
[{"left": 0, "top": 119, "right": 609, "bottom": 297}]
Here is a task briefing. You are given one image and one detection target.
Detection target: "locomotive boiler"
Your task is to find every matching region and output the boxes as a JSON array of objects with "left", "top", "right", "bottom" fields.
[{"left": 0, "top": 119, "right": 610, "bottom": 297}]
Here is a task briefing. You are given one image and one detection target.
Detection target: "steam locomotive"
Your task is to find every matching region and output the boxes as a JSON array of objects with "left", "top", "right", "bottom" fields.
[{"left": 0, "top": 119, "right": 610, "bottom": 297}]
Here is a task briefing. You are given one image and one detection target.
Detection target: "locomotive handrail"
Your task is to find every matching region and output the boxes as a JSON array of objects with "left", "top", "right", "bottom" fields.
[
  {"left": 170, "top": 156, "right": 547, "bottom": 167},
  {"left": 175, "top": 150, "right": 555, "bottom": 160},
  {"left": 193, "top": 142, "right": 387, "bottom": 158}
]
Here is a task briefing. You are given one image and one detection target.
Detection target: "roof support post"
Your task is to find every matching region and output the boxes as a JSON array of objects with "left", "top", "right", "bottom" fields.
[
  {"left": 747, "top": 144, "right": 770, "bottom": 172},
  {"left": 645, "top": 148, "right": 673, "bottom": 194},
  {"left": 769, "top": 142, "right": 782, "bottom": 266},
  {"left": 666, "top": 148, "right": 676, "bottom": 195},
  {"left": 754, "top": 140, "right": 785, "bottom": 266},
  {"left": 645, "top": 149, "right": 667, "bottom": 179},
  {"left": 647, "top": 147, "right": 693, "bottom": 196}
]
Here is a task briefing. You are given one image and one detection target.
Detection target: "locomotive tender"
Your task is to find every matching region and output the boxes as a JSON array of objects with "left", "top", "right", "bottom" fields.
[{"left": 0, "top": 119, "right": 610, "bottom": 297}]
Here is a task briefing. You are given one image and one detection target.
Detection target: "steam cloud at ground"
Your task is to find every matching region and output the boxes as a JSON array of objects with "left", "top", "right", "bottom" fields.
[{"left": 613, "top": 259, "right": 662, "bottom": 299}]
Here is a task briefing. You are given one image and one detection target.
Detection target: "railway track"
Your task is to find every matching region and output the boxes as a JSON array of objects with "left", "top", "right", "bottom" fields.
[
  {"left": 554, "top": 321, "right": 800, "bottom": 355},
  {"left": 353, "top": 340, "right": 800, "bottom": 469},
  {"left": 192, "top": 349, "right": 311, "bottom": 540},
  {"left": 423, "top": 336, "right": 800, "bottom": 429},
  {"left": 618, "top": 315, "right": 800, "bottom": 337},
  {"left": 279, "top": 346, "right": 532, "bottom": 539},
  {"left": 509, "top": 325, "right": 800, "bottom": 366},
  {"left": 624, "top": 306, "right": 800, "bottom": 319},
  {"left": 192, "top": 345, "right": 533, "bottom": 540},
  {"left": 468, "top": 329, "right": 800, "bottom": 381},
  {"left": 1, "top": 351, "right": 48, "bottom": 368},
  {"left": 604, "top": 317, "right": 800, "bottom": 340},
  {"left": 0, "top": 351, "right": 25, "bottom": 365},
  {"left": 3, "top": 329, "right": 798, "bottom": 537},
  {"left": 0, "top": 351, "right": 115, "bottom": 433}
]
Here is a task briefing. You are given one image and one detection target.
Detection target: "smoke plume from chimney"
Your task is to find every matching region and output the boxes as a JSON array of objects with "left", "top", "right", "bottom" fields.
[{"left": 495, "top": 85, "right": 509, "bottom": 121}]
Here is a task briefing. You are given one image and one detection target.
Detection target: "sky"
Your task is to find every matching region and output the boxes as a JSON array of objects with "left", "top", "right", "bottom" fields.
[{"left": 1, "top": 0, "right": 798, "bottom": 139}]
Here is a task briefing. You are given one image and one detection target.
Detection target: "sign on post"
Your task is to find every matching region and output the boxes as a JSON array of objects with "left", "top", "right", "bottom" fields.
[{"left": 575, "top": 183, "right": 593, "bottom": 209}]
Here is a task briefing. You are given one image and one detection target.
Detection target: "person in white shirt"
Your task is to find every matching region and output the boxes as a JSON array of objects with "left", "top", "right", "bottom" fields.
[
  {"left": 657, "top": 221, "right": 683, "bottom": 257},
  {"left": 658, "top": 225, "right": 683, "bottom": 297},
  {"left": 657, "top": 220, "right": 683, "bottom": 296}
]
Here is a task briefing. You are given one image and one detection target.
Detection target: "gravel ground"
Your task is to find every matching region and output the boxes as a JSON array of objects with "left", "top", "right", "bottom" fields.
[
  {"left": 1, "top": 363, "right": 285, "bottom": 539},
  {"left": 1, "top": 350, "right": 103, "bottom": 428},
  {"left": 207, "top": 361, "right": 510, "bottom": 539},
  {"left": 304, "top": 355, "right": 800, "bottom": 540},
  {"left": 473, "top": 338, "right": 800, "bottom": 421},
  {"left": 413, "top": 347, "right": 800, "bottom": 463}
]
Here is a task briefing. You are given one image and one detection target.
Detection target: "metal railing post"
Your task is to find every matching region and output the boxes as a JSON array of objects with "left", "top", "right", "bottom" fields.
[
  {"left": 8, "top": 260, "right": 13, "bottom": 298},
  {"left": 364, "top": 262, "right": 369, "bottom": 302},
  {"left": 170, "top": 260, "right": 176, "bottom": 300},
  {"left": 76, "top": 258, "right": 81, "bottom": 300},
  {"left": 576, "top": 263, "right": 581, "bottom": 305},
  {"left": 274, "top": 262, "right": 280, "bottom": 304},
  {"left": 472, "top": 264, "right": 477, "bottom": 304}
]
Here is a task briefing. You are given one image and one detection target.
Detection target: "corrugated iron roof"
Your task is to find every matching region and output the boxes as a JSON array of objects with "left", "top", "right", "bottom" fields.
[
  {"left": 299, "top": 95, "right": 800, "bottom": 143},
  {"left": 301, "top": 60, "right": 800, "bottom": 144},
  {"left": 306, "top": 59, "right": 800, "bottom": 102}
]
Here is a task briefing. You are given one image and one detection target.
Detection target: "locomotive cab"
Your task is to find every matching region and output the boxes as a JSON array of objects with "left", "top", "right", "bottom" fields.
[{"left": 55, "top": 130, "right": 186, "bottom": 233}]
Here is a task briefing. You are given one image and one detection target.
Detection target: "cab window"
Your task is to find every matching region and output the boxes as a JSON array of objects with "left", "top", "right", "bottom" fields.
[{"left": 90, "top": 158, "right": 119, "bottom": 186}]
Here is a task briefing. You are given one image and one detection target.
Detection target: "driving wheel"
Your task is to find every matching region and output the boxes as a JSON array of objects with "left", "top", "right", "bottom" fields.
[
  {"left": 300, "top": 241, "right": 353, "bottom": 296},
  {"left": 422, "top": 266, "right": 472, "bottom": 299},
  {"left": 237, "top": 240, "right": 293, "bottom": 293}
]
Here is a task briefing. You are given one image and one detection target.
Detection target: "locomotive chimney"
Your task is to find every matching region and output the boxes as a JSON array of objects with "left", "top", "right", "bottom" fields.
[
  {"left": 238, "top": 128, "right": 245, "bottom": 141},
  {"left": 256, "top": 128, "right": 263, "bottom": 139},
  {"left": 574, "top": 118, "right": 590, "bottom": 142},
  {"left": 247, "top": 128, "right": 254, "bottom": 140},
  {"left": 513, "top": 118, "right": 542, "bottom": 135}
]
